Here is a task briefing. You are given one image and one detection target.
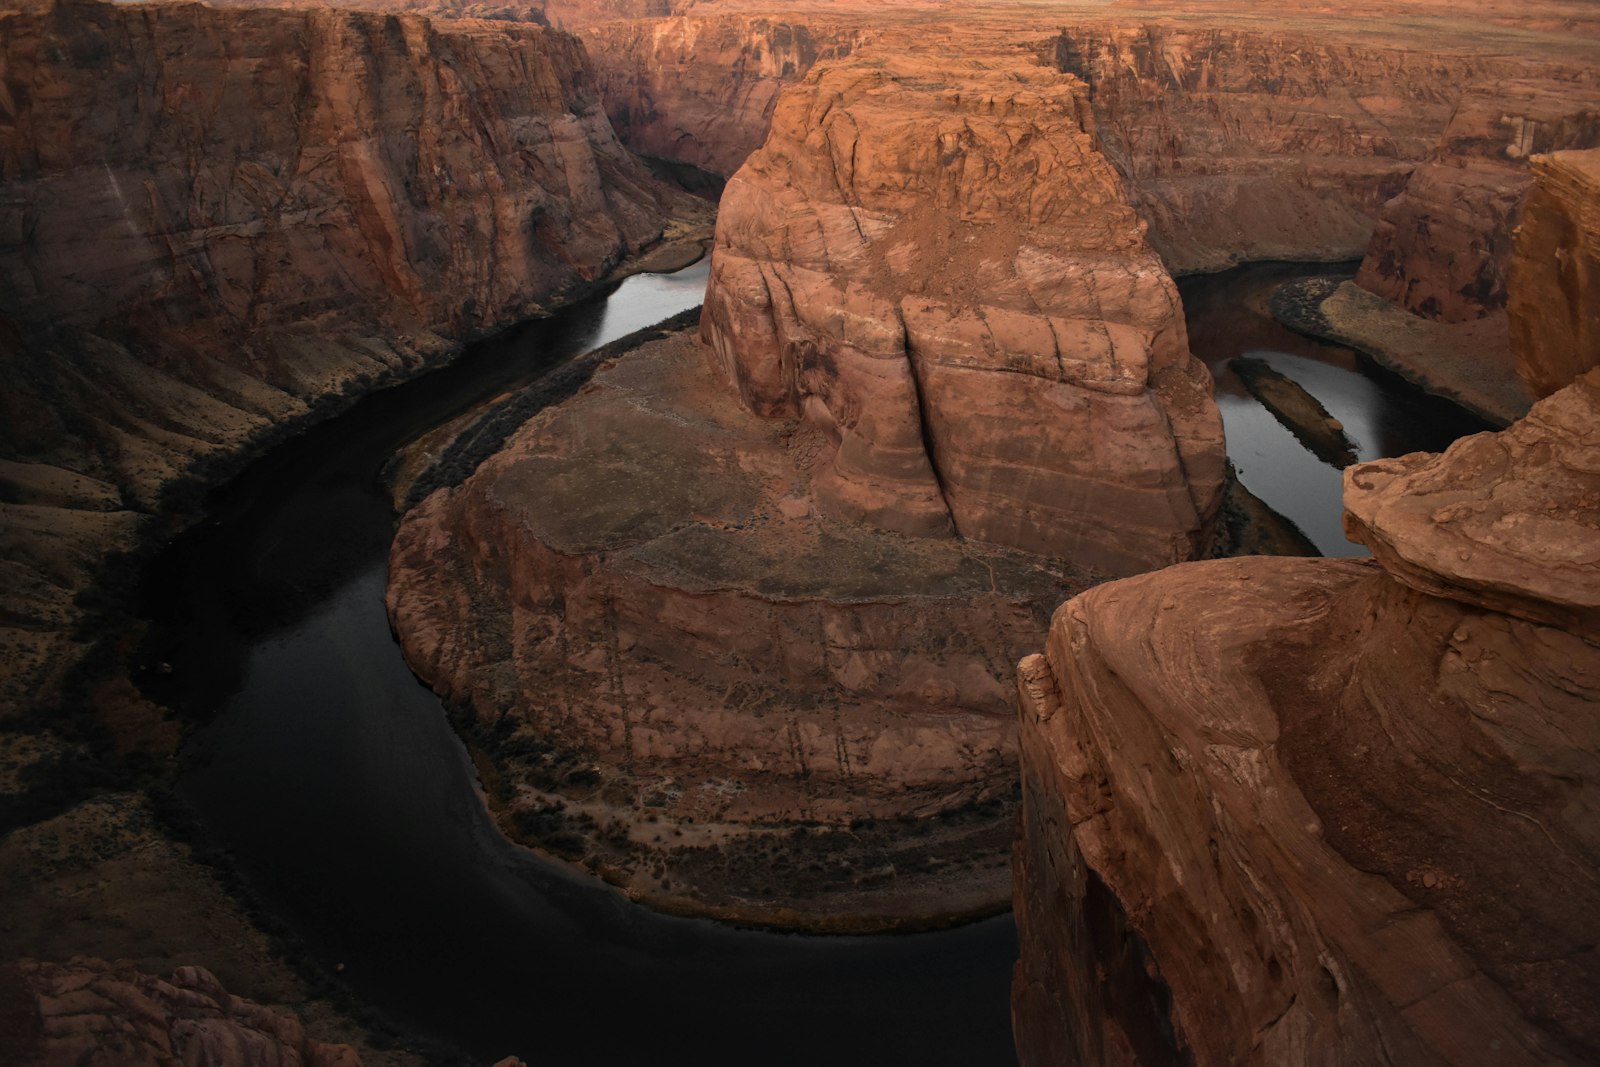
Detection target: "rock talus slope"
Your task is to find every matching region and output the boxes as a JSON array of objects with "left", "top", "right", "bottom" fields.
[
  {"left": 0, "top": 0, "right": 677, "bottom": 715},
  {"left": 701, "top": 54, "right": 1226, "bottom": 575}
]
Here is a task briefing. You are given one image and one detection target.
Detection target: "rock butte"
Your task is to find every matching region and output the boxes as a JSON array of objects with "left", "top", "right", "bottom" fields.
[
  {"left": 1013, "top": 152, "right": 1600, "bottom": 1065},
  {"left": 387, "top": 48, "right": 1229, "bottom": 927}
]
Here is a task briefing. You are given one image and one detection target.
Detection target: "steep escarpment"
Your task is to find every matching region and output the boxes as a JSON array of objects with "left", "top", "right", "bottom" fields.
[
  {"left": 1509, "top": 148, "right": 1600, "bottom": 396},
  {"left": 388, "top": 51, "right": 1224, "bottom": 927},
  {"left": 702, "top": 54, "right": 1225, "bottom": 574},
  {"left": 0, "top": 0, "right": 679, "bottom": 715},
  {"left": 581, "top": 14, "right": 863, "bottom": 176},
  {"left": 389, "top": 327, "right": 1081, "bottom": 930},
  {"left": 1355, "top": 86, "right": 1600, "bottom": 322},
  {"left": 1015, "top": 368, "right": 1600, "bottom": 1065},
  {"left": 1013, "top": 166, "right": 1600, "bottom": 1061},
  {"left": 1049, "top": 23, "right": 1600, "bottom": 275}
]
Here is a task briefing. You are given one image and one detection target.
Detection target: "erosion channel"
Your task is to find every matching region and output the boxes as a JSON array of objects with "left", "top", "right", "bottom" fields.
[{"left": 138, "top": 258, "right": 1484, "bottom": 1064}]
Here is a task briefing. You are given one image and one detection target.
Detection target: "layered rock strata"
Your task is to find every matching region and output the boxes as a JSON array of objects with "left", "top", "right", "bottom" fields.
[
  {"left": 0, "top": 0, "right": 679, "bottom": 714},
  {"left": 1356, "top": 86, "right": 1600, "bottom": 323},
  {"left": 2, "top": 957, "right": 363, "bottom": 1067},
  {"left": 583, "top": 14, "right": 864, "bottom": 176},
  {"left": 701, "top": 54, "right": 1226, "bottom": 575},
  {"left": 389, "top": 328, "right": 1081, "bottom": 929},
  {"left": 1014, "top": 383, "right": 1600, "bottom": 1059},
  {"left": 389, "top": 51, "right": 1230, "bottom": 925},
  {"left": 1509, "top": 148, "right": 1600, "bottom": 397}
]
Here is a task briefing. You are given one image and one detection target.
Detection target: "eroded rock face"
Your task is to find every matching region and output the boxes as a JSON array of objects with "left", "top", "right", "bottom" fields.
[
  {"left": 1509, "top": 148, "right": 1600, "bottom": 397},
  {"left": 0, "top": 0, "right": 677, "bottom": 714},
  {"left": 1355, "top": 86, "right": 1600, "bottom": 323},
  {"left": 389, "top": 329, "right": 1082, "bottom": 929},
  {"left": 1014, "top": 370, "right": 1600, "bottom": 1064},
  {"left": 583, "top": 14, "right": 863, "bottom": 176},
  {"left": 2, "top": 957, "right": 362, "bottom": 1067},
  {"left": 701, "top": 54, "right": 1226, "bottom": 576}
]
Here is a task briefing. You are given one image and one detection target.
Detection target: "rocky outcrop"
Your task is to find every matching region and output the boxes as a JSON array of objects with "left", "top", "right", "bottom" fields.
[
  {"left": 1509, "top": 148, "right": 1600, "bottom": 397},
  {"left": 389, "top": 49, "right": 1224, "bottom": 926},
  {"left": 2, "top": 957, "right": 362, "bottom": 1067},
  {"left": 0, "top": 0, "right": 679, "bottom": 715},
  {"left": 701, "top": 54, "right": 1226, "bottom": 575},
  {"left": 1355, "top": 86, "right": 1600, "bottom": 322},
  {"left": 1014, "top": 377, "right": 1600, "bottom": 1060}
]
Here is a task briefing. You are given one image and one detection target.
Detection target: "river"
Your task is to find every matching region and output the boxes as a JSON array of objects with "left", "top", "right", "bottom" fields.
[{"left": 140, "top": 259, "right": 1484, "bottom": 1066}]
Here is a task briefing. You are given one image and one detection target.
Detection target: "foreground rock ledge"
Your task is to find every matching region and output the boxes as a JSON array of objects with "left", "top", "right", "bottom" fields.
[
  {"left": 389, "top": 330, "right": 1084, "bottom": 930},
  {"left": 1014, "top": 371, "right": 1600, "bottom": 1065}
]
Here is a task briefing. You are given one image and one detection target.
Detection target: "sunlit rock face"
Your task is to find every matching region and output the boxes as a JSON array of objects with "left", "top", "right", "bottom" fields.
[
  {"left": 1012, "top": 147, "right": 1600, "bottom": 1065},
  {"left": 701, "top": 54, "right": 1226, "bottom": 577},
  {"left": 0, "top": 0, "right": 675, "bottom": 713},
  {"left": 389, "top": 47, "right": 1227, "bottom": 927}
]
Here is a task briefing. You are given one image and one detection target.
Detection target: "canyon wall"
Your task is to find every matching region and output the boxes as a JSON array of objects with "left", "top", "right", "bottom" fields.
[
  {"left": 1051, "top": 25, "right": 1600, "bottom": 276},
  {"left": 1355, "top": 87, "right": 1600, "bottom": 322},
  {"left": 0, "top": 0, "right": 676, "bottom": 714},
  {"left": 1509, "top": 148, "right": 1600, "bottom": 396},
  {"left": 701, "top": 53, "right": 1226, "bottom": 574},
  {"left": 1013, "top": 149, "right": 1600, "bottom": 1066},
  {"left": 388, "top": 48, "right": 1228, "bottom": 926},
  {"left": 581, "top": 14, "right": 862, "bottom": 176}
]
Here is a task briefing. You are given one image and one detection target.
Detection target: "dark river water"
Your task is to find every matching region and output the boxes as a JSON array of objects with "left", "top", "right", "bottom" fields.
[
  {"left": 139, "top": 259, "right": 1484, "bottom": 1066},
  {"left": 143, "top": 259, "right": 1019, "bottom": 1067},
  {"left": 1181, "top": 263, "right": 1488, "bottom": 555}
]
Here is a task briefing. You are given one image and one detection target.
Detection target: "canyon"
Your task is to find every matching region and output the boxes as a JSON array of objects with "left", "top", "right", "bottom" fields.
[
  {"left": 2, "top": 0, "right": 1599, "bottom": 1061},
  {"left": 386, "top": 48, "right": 1224, "bottom": 927},
  {"left": 0, "top": 0, "right": 693, "bottom": 722},
  {"left": 1012, "top": 150, "right": 1600, "bottom": 1065}
]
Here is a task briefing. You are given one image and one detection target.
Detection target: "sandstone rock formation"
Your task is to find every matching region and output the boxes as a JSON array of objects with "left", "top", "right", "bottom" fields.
[
  {"left": 1014, "top": 369, "right": 1600, "bottom": 1059},
  {"left": 2, "top": 957, "right": 363, "bottom": 1067},
  {"left": 0, "top": 0, "right": 681, "bottom": 715},
  {"left": 584, "top": 14, "right": 863, "bottom": 176},
  {"left": 1015, "top": 69, "right": 1600, "bottom": 1054},
  {"left": 1510, "top": 148, "right": 1600, "bottom": 397},
  {"left": 701, "top": 54, "right": 1226, "bottom": 575},
  {"left": 389, "top": 327, "right": 1080, "bottom": 928},
  {"left": 389, "top": 48, "right": 1224, "bottom": 926},
  {"left": 1356, "top": 86, "right": 1600, "bottom": 323}
]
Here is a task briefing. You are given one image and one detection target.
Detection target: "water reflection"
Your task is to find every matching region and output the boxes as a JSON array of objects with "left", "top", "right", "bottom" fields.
[{"left": 1181, "top": 264, "right": 1489, "bottom": 556}]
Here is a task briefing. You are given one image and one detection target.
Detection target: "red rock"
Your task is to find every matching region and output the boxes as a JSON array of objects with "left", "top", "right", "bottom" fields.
[
  {"left": 0, "top": 0, "right": 680, "bottom": 715},
  {"left": 1344, "top": 368, "right": 1600, "bottom": 643},
  {"left": 1013, "top": 298, "right": 1600, "bottom": 1064},
  {"left": 700, "top": 53, "right": 1226, "bottom": 575},
  {"left": 1355, "top": 86, "right": 1600, "bottom": 323},
  {"left": 1509, "top": 148, "right": 1600, "bottom": 397},
  {"left": 388, "top": 329, "right": 1083, "bottom": 929}
]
